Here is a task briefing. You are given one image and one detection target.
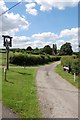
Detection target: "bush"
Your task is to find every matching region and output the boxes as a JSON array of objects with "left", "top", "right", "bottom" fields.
[
  {"left": 10, "top": 53, "right": 61, "bottom": 66},
  {"left": 61, "top": 56, "right": 80, "bottom": 75},
  {"left": 71, "top": 59, "right": 80, "bottom": 75}
]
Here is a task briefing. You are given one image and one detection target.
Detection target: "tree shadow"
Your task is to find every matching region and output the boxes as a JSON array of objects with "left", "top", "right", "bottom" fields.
[
  {"left": 10, "top": 69, "right": 32, "bottom": 76},
  {"left": 5, "top": 80, "right": 14, "bottom": 84},
  {"left": 17, "top": 72, "right": 31, "bottom": 75}
]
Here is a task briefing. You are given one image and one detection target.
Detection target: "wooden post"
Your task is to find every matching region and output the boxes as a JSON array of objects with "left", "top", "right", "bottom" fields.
[{"left": 6, "top": 46, "right": 9, "bottom": 70}]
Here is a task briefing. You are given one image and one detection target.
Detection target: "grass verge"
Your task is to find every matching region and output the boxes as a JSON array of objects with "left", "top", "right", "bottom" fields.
[
  {"left": 2, "top": 68, "right": 41, "bottom": 118},
  {"left": 55, "top": 64, "right": 80, "bottom": 89}
]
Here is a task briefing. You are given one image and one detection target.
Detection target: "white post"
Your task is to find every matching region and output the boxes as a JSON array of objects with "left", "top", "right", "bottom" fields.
[
  {"left": 4, "top": 68, "right": 7, "bottom": 81},
  {"left": 74, "top": 73, "right": 76, "bottom": 82}
]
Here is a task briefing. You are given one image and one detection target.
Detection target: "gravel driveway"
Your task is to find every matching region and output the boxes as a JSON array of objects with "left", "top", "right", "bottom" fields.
[{"left": 36, "top": 61, "right": 78, "bottom": 118}]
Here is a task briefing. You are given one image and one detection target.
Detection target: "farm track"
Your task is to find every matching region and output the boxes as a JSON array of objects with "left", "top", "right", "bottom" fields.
[
  {"left": 0, "top": 61, "right": 79, "bottom": 118},
  {"left": 36, "top": 61, "right": 78, "bottom": 118}
]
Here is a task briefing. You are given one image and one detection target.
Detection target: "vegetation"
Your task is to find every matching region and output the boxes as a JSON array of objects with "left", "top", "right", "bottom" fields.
[
  {"left": 2, "top": 68, "right": 41, "bottom": 118},
  {"left": 26, "top": 46, "right": 33, "bottom": 51},
  {"left": 55, "top": 64, "right": 80, "bottom": 88},
  {"left": 10, "top": 53, "right": 61, "bottom": 66},
  {"left": 60, "top": 42, "right": 73, "bottom": 55},
  {"left": 52, "top": 44, "right": 57, "bottom": 55},
  {"left": 42, "top": 45, "right": 52, "bottom": 55},
  {"left": 61, "top": 56, "right": 80, "bottom": 75},
  {"left": 1, "top": 44, "right": 58, "bottom": 56}
]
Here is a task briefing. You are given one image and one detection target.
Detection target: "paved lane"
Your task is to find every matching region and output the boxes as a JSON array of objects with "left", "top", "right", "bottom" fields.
[{"left": 36, "top": 61, "right": 78, "bottom": 118}]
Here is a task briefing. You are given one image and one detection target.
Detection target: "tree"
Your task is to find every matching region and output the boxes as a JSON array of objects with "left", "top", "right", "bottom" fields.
[
  {"left": 43, "top": 45, "right": 52, "bottom": 55},
  {"left": 60, "top": 42, "right": 73, "bottom": 55},
  {"left": 26, "top": 46, "right": 33, "bottom": 51},
  {"left": 52, "top": 44, "right": 57, "bottom": 55}
]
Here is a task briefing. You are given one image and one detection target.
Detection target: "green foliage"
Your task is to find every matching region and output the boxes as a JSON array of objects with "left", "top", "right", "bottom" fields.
[
  {"left": 60, "top": 42, "right": 73, "bottom": 55},
  {"left": 52, "top": 44, "right": 57, "bottom": 55},
  {"left": 42, "top": 45, "right": 52, "bottom": 55},
  {"left": 71, "top": 59, "right": 80, "bottom": 75},
  {"left": 26, "top": 46, "right": 33, "bottom": 51},
  {"left": 10, "top": 53, "right": 61, "bottom": 66},
  {"left": 61, "top": 56, "right": 73, "bottom": 67},
  {"left": 61, "top": 56, "right": 80, "bottom": 75},
  {"left": 55, "top": 64, "right": 79, "bottom": 88}
]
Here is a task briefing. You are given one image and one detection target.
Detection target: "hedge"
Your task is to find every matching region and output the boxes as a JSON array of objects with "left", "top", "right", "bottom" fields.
[
  {"left": 61, "top": 56, "right": 80, "bottom": 75},
  {"left": 10, "top": 53, "right": 61, "bottom": 66}
]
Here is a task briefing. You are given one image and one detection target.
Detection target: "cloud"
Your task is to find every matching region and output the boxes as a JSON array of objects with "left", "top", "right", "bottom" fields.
[
  {"left": 12, "top": 32, "right": 57, "bottom": 48},
  {"left": 56, "top": 40, "right": 65, "bottom": 49},
  {"left": 25, "top": 0, "right": 79, "bottom": 15},
  {"left": 34, "top": 0, "right": 79, "bottom": 11},
  {"left": 0, "top": 1, "right": 8, "bottom": 14},
  {"left": 25, "top": 40, "right": 52, "bottom": 48},
  {"left": 0, "top": 1, "right": 30, "bottom": 48},
  {"left": 69, "top": 38, "right": 79, "bottom": 52},
  {"left": 2, "top": 12, "right": 30, "bottom": 35},
  {"left": 59, "top": 28, "right": 78, "bottom": 38},
  {"left": 58, "top": 27, "right": 79, "bottom": 52},
  {"left": 32, "top": 32, "right": 58, "bottom": 40},
  {"left": 1, "top": 28, "right": 79, "bottom": 52},
  {"left": 0, "top": 1, "right": 79, "bottom": 51},
  {"left": 0, "top": 1, "right": 30, "bottom": 36},
  {"left": 13, "top": 36, "right": 31, "bottom": 42},
  {"left": 12, "top": 36, "right": 31, "bottom": 48},
  {"left": 25, "top": 2, "right": 38, "bottom": 15}
]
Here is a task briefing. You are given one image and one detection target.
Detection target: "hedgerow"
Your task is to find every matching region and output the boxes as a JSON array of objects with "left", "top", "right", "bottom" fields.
[
  {"left": 10, "top": 53, "right": 61, "bottom": 66},
  {"left": 61, "top": 56, "right": 80, "bottom": 75}
]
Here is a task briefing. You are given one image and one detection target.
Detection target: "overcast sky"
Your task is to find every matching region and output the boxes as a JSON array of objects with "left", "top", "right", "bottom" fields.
[{"left": 0, "top": 0, "right": 79, "bottom": 51}]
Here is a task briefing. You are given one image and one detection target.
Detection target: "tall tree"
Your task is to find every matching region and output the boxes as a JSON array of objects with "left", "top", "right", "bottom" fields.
[
  {"left": 52, "top": 44, "right": 57, "bottom": 55},
  {"left": 26, "top": 46, "right": 33, "bottom": 51},
  {"left": 43, "top": 45, "right": 52, "bottom": 55},
  {"left": 60, "top": 42, "right": 73, "bottom": 55}
]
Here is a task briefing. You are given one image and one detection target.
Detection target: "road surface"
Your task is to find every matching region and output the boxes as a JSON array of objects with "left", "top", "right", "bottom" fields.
[
  {"left": 0, "top": 101, "right": 20, "bottom": 119},
  {"left": 36, "top": 61, "right": 78, "bottom": 118}
]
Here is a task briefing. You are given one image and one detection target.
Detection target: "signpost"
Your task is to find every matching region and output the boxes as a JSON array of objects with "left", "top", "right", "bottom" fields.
[
  {"left": 2, "top": 35, "right": 12, "bottom": 80},
  {"left": 2, "top": 35, "right": 12, "bottom": 69}
]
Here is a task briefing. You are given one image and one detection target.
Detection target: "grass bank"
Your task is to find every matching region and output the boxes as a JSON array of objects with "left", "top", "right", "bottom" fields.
[
  {"left": 2, "top": 68, "right": 41, "bottom": 118},
  {"left": 55, "top": 64, "right": 80, "bottom": 89}
]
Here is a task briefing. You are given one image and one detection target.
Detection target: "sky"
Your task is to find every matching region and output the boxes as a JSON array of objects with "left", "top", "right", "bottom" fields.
[{"left": 0, "top": 0, "right": 79, "bottom": 51}]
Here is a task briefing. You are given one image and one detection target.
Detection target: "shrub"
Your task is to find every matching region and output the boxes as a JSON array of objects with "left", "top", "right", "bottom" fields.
[
  {"left": 10, "top": 53, "right": 61, "bottom": 66},
  {"left": 71, "top": 59, "right": 80, "bottom": 75},
  {"left": 61, "top": 56, "right": 80, "bottom": 75}
]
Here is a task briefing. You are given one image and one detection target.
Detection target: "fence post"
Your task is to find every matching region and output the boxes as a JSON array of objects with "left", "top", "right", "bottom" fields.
[{"left": 4, "top": 68, "right": 7, "bottom": 81}]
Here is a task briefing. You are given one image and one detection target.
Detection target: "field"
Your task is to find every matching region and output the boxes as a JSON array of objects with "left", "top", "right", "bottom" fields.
[
  {"left": 0, "top": 52, "right": 15, "bottom": 66},
  {"left": 55, "top": 64, "right": 80, "bottom": 88},
  {"left": 2, "top": 68, "right": 41, "bottom": 118}
]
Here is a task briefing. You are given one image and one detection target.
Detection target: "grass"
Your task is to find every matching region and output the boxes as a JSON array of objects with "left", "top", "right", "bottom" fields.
[
  {"left": 55, "top": 64, "right": 80, "bottom": 89},
  {"left": 0, "top": 52, "right": 14, "bottom": 66},
  {"left": 2, "top": 68, "right": 41, "bottom": 118}
]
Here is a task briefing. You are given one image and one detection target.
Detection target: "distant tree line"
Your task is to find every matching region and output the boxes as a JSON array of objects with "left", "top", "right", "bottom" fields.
[{"left": 1, "top": 42, "right": 78, "bottom": 56}]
